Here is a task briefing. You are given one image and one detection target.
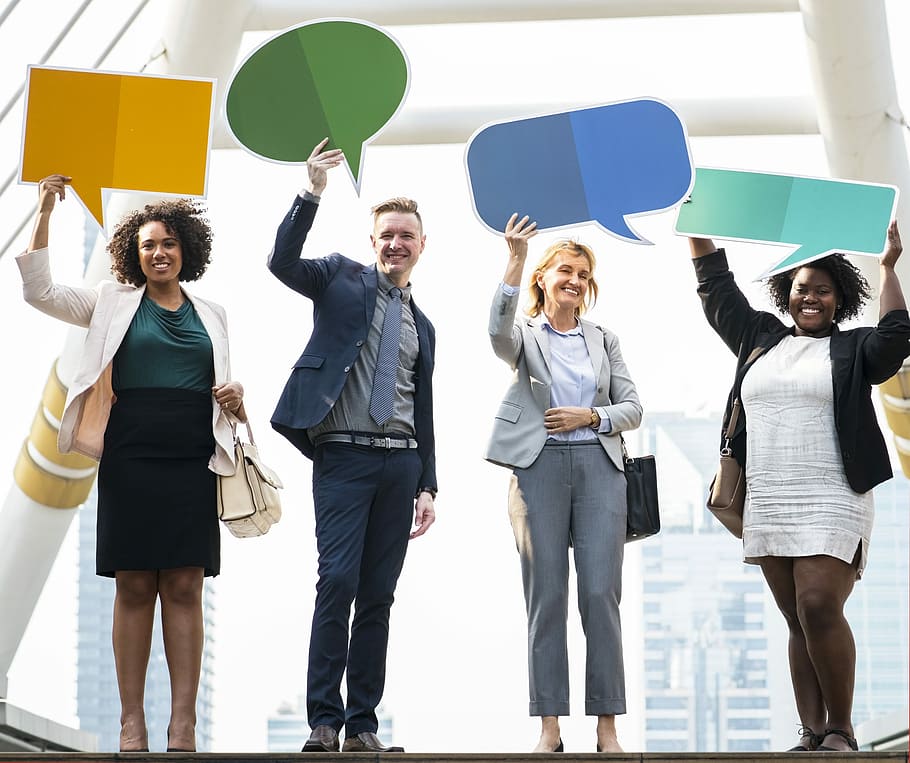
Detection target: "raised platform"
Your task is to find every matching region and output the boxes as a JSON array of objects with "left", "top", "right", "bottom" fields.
[{"left": 0, "top": 753, "right": 906, "bottom": 762}]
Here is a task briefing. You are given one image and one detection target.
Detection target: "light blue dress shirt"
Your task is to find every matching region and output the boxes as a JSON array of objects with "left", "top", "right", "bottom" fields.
[{"left": 500, "top": 283, "right": 612, "bottom": 441}]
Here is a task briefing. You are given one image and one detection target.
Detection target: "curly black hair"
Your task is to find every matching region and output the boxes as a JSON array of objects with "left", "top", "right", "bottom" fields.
[
  {"left": 765, "top": 254, "right": 871, "bottom": 324},
  {"left": 107, "top": 199, "right": 213, "bottom": 286}
]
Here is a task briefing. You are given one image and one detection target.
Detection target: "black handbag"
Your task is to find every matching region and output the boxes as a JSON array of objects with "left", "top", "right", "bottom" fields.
[{"left": 622, "top": 438, "right": 660, "bottom": 542}]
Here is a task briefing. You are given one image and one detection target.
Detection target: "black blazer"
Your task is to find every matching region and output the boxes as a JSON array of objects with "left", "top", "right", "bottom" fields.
[
  {"left": 267, "top": 196, "right": 437, "bottom": 491},
  {"left": 695, "top": 249, "right": 910, "bottom": 493}
]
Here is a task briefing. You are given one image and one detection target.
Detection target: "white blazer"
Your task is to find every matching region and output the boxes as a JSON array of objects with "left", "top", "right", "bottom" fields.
[
  {"left": 17, "top": 247, "right": 238, "bottom": 475},
  {"left": 485, "top": 287, "right": 642, "bottom": 471}
]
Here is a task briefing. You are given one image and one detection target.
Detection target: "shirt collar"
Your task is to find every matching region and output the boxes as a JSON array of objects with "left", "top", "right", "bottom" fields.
[
  {"left": 541, "top": 316, "right": 582, "bottom": 337},
  {"left": 377, "top": 269, "right": 412, "bottom": 303}
]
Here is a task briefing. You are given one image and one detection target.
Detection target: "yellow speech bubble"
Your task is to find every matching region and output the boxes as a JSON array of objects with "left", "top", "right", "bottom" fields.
[{"left": 21, "top": 66, "right": 214, "bottom": 228}]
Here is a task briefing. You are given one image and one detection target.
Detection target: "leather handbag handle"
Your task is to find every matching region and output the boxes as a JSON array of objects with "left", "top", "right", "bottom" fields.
[{"left": 231, "top": 420, "right": 256, "bottom": 446}]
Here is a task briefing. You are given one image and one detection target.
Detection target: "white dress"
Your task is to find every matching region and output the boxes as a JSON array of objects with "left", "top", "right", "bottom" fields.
[{"left": 740, "top": 334, "right": 873, "bottom": 576}]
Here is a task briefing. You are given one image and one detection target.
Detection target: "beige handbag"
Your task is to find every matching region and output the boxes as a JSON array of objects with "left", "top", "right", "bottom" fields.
[
  {"left": 217, "top": 422, "right": 283, "bottom": 538},
  {"left": 707, "top": 397, "right": 745, "bottom": 538}
]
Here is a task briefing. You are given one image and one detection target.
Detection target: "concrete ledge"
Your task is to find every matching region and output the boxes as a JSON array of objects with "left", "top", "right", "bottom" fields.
[
  {"left": 0, "top": 701, "right": 96, "bottom": 752},
  {"left": 0, "top": 753, "right": 905, "bottom": 762}
]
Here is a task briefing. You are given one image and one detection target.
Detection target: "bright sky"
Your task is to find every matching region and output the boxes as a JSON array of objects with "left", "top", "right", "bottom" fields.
[{"left": 0, "top": 1, "right": 908, "bottom": 754}]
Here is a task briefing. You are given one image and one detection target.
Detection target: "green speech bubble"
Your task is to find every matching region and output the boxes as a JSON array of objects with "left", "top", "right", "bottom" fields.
[
  {"left": 675, "top": 168, "right": 898, "bottom": 276},
  {"left": 225, "top": 19, "right": 409, "bottom": 192}
]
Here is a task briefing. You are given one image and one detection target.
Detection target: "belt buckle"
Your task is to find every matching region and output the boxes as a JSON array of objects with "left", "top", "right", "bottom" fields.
[{"left": 370, "top": 435, "right": 392, "bottom": 449}]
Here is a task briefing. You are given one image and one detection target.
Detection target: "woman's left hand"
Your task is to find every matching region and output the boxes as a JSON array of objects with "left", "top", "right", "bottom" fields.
[
  {"left": 882, "top": 220, "right": 902, "bottom": 269},
  {"left": 213, "top": 381, "right": 244, "bottom": 415},
  {"left": 544, "top": 406, "right": 593, "bottom": 434}
]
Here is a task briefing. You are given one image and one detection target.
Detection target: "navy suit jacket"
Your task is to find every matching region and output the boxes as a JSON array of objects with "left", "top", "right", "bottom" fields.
[{"left": 267, "top": 196, "right": 437, "bottom": 491}]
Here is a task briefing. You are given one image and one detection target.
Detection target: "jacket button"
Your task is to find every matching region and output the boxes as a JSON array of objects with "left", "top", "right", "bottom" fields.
[
  {"left": 597, "top": 387, "right": 603, "bottom": 393},
  {"left": 356, "top": 340, "right": 364, "bottom": 347},
  {"left": 344, "top": 366, "right": 351, "bottom": 373}
]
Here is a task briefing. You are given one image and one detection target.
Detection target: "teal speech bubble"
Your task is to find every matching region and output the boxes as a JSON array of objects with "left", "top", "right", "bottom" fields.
[
  {"left": 675, "top": 168, "right": 898, "bottom": 277},
  {"left": 225, "top": 19, "right": 409, "bottom": 193}
]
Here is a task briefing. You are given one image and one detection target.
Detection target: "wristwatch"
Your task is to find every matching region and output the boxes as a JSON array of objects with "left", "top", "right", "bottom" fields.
[
  {"left": 416, "top": 486, "right": 437, "bottom": 500},
  {"left": 590, "top": 408, "right": 601, "bottom": 430}
]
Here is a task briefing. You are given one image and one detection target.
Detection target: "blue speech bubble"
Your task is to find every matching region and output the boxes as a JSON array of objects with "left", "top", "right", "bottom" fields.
[{"left": 465, "top": 98, "right": 693, "bottom": 241}]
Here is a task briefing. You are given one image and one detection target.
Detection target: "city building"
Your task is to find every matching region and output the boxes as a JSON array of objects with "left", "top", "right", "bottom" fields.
[
  {"left": 75, "top": 491, "right": 215, "bottom": 752},
  {"left": 267, "top": 696, "right": 395, "bottom": 752}
]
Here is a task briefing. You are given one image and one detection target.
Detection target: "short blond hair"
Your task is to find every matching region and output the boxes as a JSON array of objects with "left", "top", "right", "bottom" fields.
[
  {"left": 527, "top": 239, "right": 599, "bottom": 318},
  {"left": 370, "top": 197, "right": 422, "bottom": 234}
]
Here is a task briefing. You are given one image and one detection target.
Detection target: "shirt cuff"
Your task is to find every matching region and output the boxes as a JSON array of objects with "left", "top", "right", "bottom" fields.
[
  {"left": 594, "top": 408, "right": 612, "bottom": 434},
  {"left": 499, "top": 282, "right": 520, "bottom": 296},
  {"left": 301, "top": 190, "right": 321, "bottom": 203}
]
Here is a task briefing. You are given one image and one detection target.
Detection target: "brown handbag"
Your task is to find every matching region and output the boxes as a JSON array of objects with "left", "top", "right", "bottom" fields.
[{"left": 707, "top": 397, "right": 745, "bottom": 538}]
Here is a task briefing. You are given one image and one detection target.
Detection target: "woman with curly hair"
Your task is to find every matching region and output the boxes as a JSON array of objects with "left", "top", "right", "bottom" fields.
[
  {"left": 688, "top": 222, "right": 909, "bottom": 753},
  {"left": 17, "top": 174, "right": 246, "bottom": 752}
]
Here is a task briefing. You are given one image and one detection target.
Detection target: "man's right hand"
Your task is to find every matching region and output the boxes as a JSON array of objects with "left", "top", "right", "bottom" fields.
[{"left": 304, "top": 138, "right": 344, "bottom": 197}]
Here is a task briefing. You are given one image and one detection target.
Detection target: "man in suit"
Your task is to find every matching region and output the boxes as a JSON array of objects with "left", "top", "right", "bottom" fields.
[{"left": 267, "top": 139, "right": 437, "bottom": 754}]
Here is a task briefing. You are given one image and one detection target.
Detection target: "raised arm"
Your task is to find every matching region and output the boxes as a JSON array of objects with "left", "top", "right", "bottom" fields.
[
  {"left": 879, "top": 220, "right": 906, "bottom": 317},
  {"left": 490, "top": 214, "right": 537, "bottom": 366},
  {"left": 17, "top": 174, "right": 98, "bottom": 327},
  {"left": 267, "top": 139, "right": 345, "bottom": 296},
  {"left": 688, "top": 235, "right": 718, "bottom": 259},
  {"left": 29, "top": 174, "right": 71, "bottom": 252}
]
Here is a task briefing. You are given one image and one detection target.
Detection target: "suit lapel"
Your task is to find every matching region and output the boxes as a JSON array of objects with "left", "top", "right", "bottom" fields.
[
  {"left": 362, "top": 266, "right": 378, "bottom": 327},
  {"left": 529, "top": 316, "right": 552, "bottom": 371},
  {"left": 582, "top": 321, "right": 605, "bottom": 380}
]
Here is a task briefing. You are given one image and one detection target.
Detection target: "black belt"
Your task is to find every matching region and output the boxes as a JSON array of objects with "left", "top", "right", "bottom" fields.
[{"left": 313, "top": 432, "right": 418, "bottom": 450}]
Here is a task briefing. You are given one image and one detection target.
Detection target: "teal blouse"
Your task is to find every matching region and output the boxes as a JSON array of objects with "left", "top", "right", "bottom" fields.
[{"left": 113, "top": 296, "right": 214, "bottom": 393}]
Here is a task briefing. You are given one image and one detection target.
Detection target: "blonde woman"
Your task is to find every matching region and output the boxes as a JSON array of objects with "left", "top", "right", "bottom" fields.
[{"left": 486, "top": 214, "right": 642, "bottom": 753}]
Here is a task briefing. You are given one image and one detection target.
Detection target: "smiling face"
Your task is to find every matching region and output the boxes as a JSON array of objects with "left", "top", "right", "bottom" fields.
[
  {"left": 788, "top": 266, "right": 839, "bottom": 336},
  {"left": 371, "top": 211, "right": 426, "bottom": 286},
  {"left": 535, "top": 251, "right": 592, "bottom": 315},
  {"left": 137, "top": 220, "right": 183, "bottom": 286}
]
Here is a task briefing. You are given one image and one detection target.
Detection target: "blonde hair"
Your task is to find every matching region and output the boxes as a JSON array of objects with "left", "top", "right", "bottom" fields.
[
  {"left": 526, "top": 239, "right": 599, "bottom": 318},
  {"left": 370, "top": 197, "right": 422, "bottom": 234}
]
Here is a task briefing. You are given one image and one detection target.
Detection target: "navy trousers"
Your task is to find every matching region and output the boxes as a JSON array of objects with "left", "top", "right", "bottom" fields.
[{"left": 306, "top": 442, "right": 422, "bottom": 735}]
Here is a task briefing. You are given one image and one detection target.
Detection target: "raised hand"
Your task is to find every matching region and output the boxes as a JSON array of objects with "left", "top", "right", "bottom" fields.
[
  {"left": 306, "top": 138, "right": 344, "bottom": 196},
  {"left": 37, "top": 174, "right": 72, "bottom": 214},
  {"left": 882, "top": 220, "right": 902, "bottom": 269},
  {"left": 502, "top": 213, "right": 538, "bottom": 287},
  {"left": 505, "top": 212, "right": 538, "bottom": 260}
]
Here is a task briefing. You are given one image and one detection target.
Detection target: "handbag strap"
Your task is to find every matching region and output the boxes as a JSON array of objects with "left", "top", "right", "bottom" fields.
[
  {"left": 231, "top": 420, "right": 255, "bottom": 446},
  {"left": 724, "top": 345, "right": 769, "bottom": 447},
  {"left": 620, "top": 435, "right": 635, "bottom": 464}
]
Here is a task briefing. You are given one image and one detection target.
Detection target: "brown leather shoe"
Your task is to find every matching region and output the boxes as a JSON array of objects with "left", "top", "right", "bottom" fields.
[
  {"left": 302, "top": 725, "right": 340, "bottom": 752},
  {"left": 342, "top": 731, "right": 404, "bottom": 752}
]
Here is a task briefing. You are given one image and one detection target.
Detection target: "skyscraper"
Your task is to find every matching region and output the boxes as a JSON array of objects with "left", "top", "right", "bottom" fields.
[{"left": 75, "top": 491, "right": 215, "bottom": 752}]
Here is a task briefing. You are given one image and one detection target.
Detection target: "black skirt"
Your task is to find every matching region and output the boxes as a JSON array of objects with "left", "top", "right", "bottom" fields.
[{"left": 96, "top": 388, "right": 220, "bottom": 577}]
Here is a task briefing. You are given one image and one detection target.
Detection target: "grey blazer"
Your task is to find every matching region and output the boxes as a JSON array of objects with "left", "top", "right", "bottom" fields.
[{"left": 485, "top": 287, "right": 643, "bottom": 471}]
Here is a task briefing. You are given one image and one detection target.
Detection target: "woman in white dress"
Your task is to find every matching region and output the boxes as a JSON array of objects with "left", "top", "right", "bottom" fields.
[{"left": 688, "top": 222, "right": 909, "bottom": 753}]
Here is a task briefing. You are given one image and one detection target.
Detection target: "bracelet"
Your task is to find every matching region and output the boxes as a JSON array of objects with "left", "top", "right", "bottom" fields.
[
  {"left": 415, "top": 486, "right": 437, "bottom": 500},
  {"left": 589, "top": 408, "right": 601, "bottom": 430}
]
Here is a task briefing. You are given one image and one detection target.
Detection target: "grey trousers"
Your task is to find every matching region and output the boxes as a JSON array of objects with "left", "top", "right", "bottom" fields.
[{"left": 508, "top": 441, "right": 627, "bottom": 717}]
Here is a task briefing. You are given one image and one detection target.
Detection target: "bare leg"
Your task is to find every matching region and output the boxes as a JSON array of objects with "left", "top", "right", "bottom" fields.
[
  {"left": 793, "top": 553, "right": 858, "bottom": 750},
  {"left": 758, "top": 558, "right": 825, "bottom": 748},
  {"left": 533, "top": 716, "right": 562, "bottom": 752},
  {"left": 113, "top": 571, "right": 158, "bottom": 751},
  {"left": 596, "top": 714, "right": 623, "bottom": 752},
  {"left": 159, "top": 567, "right": 205, "bottom": 751}
]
